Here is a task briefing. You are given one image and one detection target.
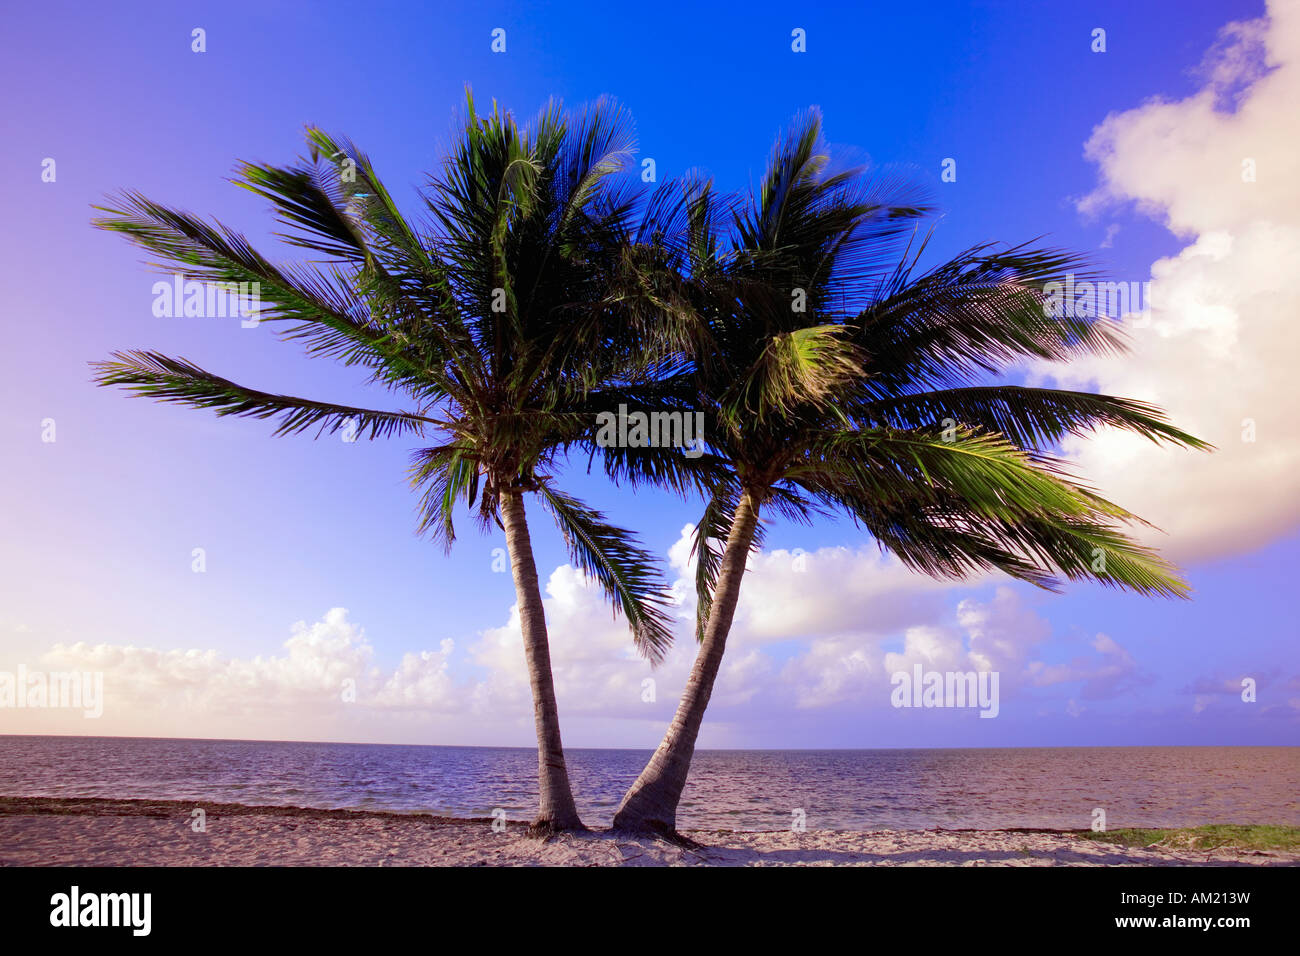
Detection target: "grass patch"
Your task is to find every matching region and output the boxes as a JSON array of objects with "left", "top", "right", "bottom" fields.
[{"left": 1082, "top": 825, "right": 1300, "bottom": 852}]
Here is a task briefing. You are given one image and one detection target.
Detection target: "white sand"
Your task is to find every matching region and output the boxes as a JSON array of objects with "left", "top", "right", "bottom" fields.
[{"left": 1, "top": 798, "right": 1293, "bottom": 866}]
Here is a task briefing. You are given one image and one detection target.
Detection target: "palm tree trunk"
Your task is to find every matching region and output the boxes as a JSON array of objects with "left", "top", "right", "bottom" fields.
[
  {"left": 612, "top": 490, "right": 761, "bottom": 836},
  {"left": 497, "top": 487, "right": 584, "bottom": 833}
]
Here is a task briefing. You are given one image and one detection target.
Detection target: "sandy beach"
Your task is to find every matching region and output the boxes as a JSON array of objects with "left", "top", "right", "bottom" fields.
[{"left": 1, "top": 797, "right": 1294, "bottom": 867}]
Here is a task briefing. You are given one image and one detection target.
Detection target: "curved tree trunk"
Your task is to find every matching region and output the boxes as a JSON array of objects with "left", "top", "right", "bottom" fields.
[
  {"left": 498, "top": 488, "right": 585, "bottom": 833},
  {"left": 612, "top": 491, "right": 760, "bottom": 836}
]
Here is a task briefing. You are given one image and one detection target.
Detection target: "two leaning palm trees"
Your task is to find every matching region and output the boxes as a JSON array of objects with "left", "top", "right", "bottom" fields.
[{"left": 92, "top": 94, "right": 1208, "bottom": 837}]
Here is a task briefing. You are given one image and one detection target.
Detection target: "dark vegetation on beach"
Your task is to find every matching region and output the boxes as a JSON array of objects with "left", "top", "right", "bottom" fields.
[{"left": 1083, "top": 824, "right": 1300, "bottom": 851}]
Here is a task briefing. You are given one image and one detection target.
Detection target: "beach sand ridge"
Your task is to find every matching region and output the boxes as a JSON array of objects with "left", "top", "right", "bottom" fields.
[{"left": 3, "top": 798, "right": 1296, "bottom": 867}]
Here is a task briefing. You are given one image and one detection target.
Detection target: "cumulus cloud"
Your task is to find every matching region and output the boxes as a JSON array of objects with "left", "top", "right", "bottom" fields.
[
  {"left": 21, "top": 529, "right": 1133, "bottom": 742},
  {"left": 10, "top": 527, "right": 1280, "bottom": 742},
  {"left": 1034, "top": 0, "right": 1300, "bottom": 561},
  {"left": 773, "top": 583, "right": 1139, "bottom": 713},
  {"left": 668, "top": 524, "right": 974, "bottom": 644},
  {"left": 470, "top": 563, "right": 689, "bottom": 717},
  {"left": 1025, "top": 633, "right": 1150, "bottom": 700},
  {"left": 38, "top": 607, "right": 462, "bottom": 718},
  {"left": 672, "top": 536, "right": 1140, "bottom": 718}
]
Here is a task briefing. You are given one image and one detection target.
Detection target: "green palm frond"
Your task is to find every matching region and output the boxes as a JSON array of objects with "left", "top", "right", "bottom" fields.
[
  {"left": 409, "top": 443, "right": 483, "bottom": 548},
  {"left": 798, "top": 468, "right": 1188, "bottom": 597},
  {"left": 723, "top": 325, "right": 864, "bottom": 425},
  {"left": 1001, "top": 510, "right": 1190, "bottom": 597},
  {"left": 95, "top": 93, "right": 700, "bottom": 694},
  {"left": 857, "top": 386, "right": 1213, "bottom": 451},
  {"left": 91, "top": 350, "right": 434, "bottom": 439},
  {"left": 235, "top": 159, "right": 371, "bottom": 262},
  {"left": 536, "top": 484, "right": 675, "bottom": 663},
  {"left": 639, "top": 110, "right": 1208, "bottom": 614},
  {"left": 92, "top": 192, "right": 444, "bottom": 395},
  {"left": 793, "top": 427, "right": 1096, "bottom": 521},
  {"left": 831, "top": 492, "right": 1063, "bottom": 587},
  {"left": 305, "top": 127, "right": 442, "bottom": 271},
  {"left": 856, "top": 239, "right": 1123, "bottom": 393}
]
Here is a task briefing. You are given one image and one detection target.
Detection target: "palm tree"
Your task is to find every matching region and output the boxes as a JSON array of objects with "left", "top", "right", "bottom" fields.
[
  {"left": 91, "top": 93, "right": 679, "bottom": 834},
  {"left": 610, "top": 111, "right": 1212, "bottom": 837}
]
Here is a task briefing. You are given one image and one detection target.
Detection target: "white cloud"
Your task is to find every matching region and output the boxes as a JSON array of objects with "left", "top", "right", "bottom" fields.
[
  {"left": 1025, "top": 632, "right": 1149, "bottom": 700},
  {"left": 37, "top": 607, "right": 463, "bottom": 718},
  {"left": 1036, "top": 0, "right": 1300, "bottom": 562},
  {"left": 959, "top": 587, "right": 1052, "bottom": 682},
  {"left": 669, "top": 528, "right": 974, "bottom": 645},
  {"left": 3, "top": 532, "right": 1223, "bottom": 742},
  {"left": 470, "top": 564, "right": 689, "bottom": 717}
]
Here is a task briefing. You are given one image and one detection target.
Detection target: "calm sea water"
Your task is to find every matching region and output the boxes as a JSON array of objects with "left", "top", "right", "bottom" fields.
[{"left": 1, "top": 736, "right": 1295, "bottom": 830}]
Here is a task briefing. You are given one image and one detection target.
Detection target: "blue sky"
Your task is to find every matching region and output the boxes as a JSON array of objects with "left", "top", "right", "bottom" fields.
[{"left": 1, "top": 0, "right": 1296, "bottom": 748}]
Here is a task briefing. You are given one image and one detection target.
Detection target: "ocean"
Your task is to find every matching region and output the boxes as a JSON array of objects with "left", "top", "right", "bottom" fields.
[{"left": 1, "top": 736, "right": 1296, "bottom": 830}]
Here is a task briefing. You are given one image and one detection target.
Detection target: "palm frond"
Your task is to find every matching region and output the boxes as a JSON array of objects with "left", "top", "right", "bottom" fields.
[
  {"left": 92, "top": 192, "right": 444, "bottom": 394},
  {"left": 536, "top": 483, "right": 676, "bottom": 663},
  {"left": 856, "top": 240, "right": 1122, "bottom": 393},
  {"left": 408, "top": 442, "right": 488, "bottom": 548},
  {"left": 792, "top": 427, "right": 1095, "bottom": 521},
  {"left": 857, "top": 386, "right": 1213, "bottom": 450},
  {"left": 91, "top": 350, "right": 433, "bottom": 439},
  {"left": 723, "top": 324, "right": 864, "bottom": 424}
]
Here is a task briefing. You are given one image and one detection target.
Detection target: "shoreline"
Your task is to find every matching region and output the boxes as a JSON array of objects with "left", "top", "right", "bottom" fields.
[{"left": 2, "top": 797, "right": 1296, "bottom": 867}]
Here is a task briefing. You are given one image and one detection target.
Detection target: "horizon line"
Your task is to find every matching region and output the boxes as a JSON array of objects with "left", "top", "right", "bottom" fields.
[{"left": 1, "top": 732, "right": 1294, "bottom": 752}]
